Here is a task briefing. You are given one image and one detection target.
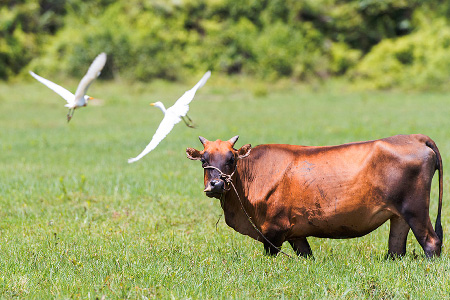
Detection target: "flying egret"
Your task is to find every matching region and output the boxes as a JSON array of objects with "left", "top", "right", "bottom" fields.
[
  {"left": 29, "top": 52, "right": 107, "bottom": 122},
  {"left": 128, "top": 70, "right": 211, "bottom": 163}
]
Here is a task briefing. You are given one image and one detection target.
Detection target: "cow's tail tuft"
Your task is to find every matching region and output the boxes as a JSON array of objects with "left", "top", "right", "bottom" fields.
[{"left": 426, "top": 139, "right": 443, "bottom": 243}]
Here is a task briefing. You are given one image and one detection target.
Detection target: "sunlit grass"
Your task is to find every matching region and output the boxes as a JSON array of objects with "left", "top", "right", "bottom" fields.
[{"left": 0, "top": 77, "right": 449, "bottom": 298}]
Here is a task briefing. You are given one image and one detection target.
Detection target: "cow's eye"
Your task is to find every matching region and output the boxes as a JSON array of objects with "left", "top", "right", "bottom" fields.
[
  {"left": 228, "top": 156, "right": 235, "bottom": 165},
  {"left": 201, "top": 158, "right": 207, "bottom": 165}
]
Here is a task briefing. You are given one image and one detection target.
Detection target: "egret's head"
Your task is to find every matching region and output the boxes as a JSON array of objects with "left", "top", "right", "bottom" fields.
[
  {"left": 84, "top": 95, "right": 94, "bottom": 101},
  {"left": 186, "top": 136, "right": 252, "bottom": 199},
  {"left": 150, "top": 101, "right": 166, "bottom": 113}
]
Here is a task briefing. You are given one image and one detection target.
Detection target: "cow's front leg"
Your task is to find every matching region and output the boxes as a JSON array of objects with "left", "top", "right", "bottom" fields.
[
  {"left": 387, "top": 215, "right": 410, "bottom": 259},
  {"left": 289, "top": 237, "right": 313, "bottom": 258},
  {"left": 262, "top": 231, "right": 284, "bottom": 256}
]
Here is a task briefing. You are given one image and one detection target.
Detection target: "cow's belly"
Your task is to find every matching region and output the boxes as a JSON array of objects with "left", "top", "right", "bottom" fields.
[{"left": 287, "top": 200, "right": 395, "bottom": 239}]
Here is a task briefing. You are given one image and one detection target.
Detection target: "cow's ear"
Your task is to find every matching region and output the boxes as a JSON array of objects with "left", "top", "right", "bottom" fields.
[
  {"left": 186, "top": 148, "right": 202, "bottom": 160},
  {"left": 237, "top": 144, "right": 251, "bottom": 159}
]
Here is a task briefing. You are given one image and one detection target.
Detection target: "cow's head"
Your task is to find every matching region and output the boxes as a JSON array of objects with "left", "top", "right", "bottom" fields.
[{"left": 186, "top": 136, "right": 251, "bottom": 199}]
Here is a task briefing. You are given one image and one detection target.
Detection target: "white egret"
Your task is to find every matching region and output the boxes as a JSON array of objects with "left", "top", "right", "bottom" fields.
[
  {"left": 128, "top": 70, "right": 211, "bottom": 163},
  {"left": 29, "top": 52, "right": 107, "bottom": 122}
]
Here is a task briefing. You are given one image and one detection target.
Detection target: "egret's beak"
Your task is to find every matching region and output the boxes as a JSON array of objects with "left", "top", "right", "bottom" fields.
[
  {"left": 150, "top": 103, "right": 155, "bottom": 106},
  {"left": 88, "top": 97, "right": 95, "bottom": 100}
]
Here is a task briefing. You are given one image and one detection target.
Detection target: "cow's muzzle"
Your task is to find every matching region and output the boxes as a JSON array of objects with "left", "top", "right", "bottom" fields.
[{"left": 204, "top": 179, "right": 226, "bottom": 198}]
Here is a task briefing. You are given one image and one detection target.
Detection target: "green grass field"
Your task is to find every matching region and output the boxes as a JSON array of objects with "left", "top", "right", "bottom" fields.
[{"left": 1, "top": 77, "right": 449, "bottom": 298}]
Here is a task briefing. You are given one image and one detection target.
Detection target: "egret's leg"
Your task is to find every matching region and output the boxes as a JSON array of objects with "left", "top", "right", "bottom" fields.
[
  {"left": 181, "top": 117, "right": 192, "bottom": 127},
  {"left": 67, "top": 108, "right": 75, "bottom": 122},
  {"left": 186, "top": 114, "right": 196, "bottom": 128},
  {"left": 182, "top": 115, "right": 196, "bottom": 128}
]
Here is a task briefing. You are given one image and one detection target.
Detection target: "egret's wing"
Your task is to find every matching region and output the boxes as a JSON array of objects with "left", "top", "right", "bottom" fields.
[
  {"left": 172, "top": 70, "right": 211, "bottom": 112},
  {"left": 128, "top": 114, "right": 182, "bottom": 163},
  {"left": 73, "top": 52, "right": 107, "bottom": 100},
  {"left": 29, "top": 71, "right": 74, "bottom": 104}
]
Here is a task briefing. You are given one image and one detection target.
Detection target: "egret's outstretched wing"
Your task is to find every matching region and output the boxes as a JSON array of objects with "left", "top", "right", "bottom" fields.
[
  {"left": 29, "top": 71, "right": 74, "bottom": 104},
  {"left": 128, "top": 114, "right": 182, "bottom": 163},
  {"left": 172, "top": 71, "right": 211, "bottom": 113},
  {"left": 74, "top": 52, "right": 107, "bottom": 101}
]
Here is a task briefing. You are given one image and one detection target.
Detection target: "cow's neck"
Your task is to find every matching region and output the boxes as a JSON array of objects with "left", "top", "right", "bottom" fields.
[{"left": 220, "top": 168, "right": 261, "bottom": 241}]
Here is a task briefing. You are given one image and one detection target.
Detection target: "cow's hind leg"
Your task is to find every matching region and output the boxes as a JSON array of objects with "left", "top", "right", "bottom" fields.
[
  {"left": 396, "top": 164, "right": 442, "bottom": 258},
  {"left": 289, "top": 237, "right": 313, "bottom": 258},
  {"left": 398, "top": 187, "right": 442, "bottom": 258},
  {"left": 402, "top": 210, "right": 441, "bottom": 258},
  {"left": 387, "top": 215, "right": 410, "bottom": 259}
]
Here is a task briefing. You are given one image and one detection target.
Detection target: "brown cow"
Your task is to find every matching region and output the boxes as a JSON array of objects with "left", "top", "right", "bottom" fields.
[{"left": 186, "top": 135, "right": 443, "bottom": 258}]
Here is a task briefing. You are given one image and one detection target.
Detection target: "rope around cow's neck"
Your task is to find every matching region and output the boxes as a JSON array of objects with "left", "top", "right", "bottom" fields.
[{"left": 203, "top": 165, "right": 293, "bottom": 259}]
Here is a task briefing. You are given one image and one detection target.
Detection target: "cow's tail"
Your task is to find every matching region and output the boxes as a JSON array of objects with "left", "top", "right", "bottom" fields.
[{"left": 426, "top": 139, "right": 443, "bottom": 243}]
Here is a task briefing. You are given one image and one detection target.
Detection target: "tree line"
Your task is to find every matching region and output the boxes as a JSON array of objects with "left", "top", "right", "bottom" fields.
[{"left": 2, "top": 0, "right": 450, "bottom": 89}]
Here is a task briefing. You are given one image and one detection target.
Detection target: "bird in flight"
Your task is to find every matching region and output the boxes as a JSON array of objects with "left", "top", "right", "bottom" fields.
[
  {"left": 128, "top": 70, "right": 211, "bottom": 163},
  {"left": 29, "top": 52, "right": 107, "bottom": 122}
]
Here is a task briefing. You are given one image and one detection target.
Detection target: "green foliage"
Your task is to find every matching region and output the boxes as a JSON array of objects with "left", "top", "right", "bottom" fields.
[
  {"left": 329, "top": 42, "right": 362, "bottom": 75},
  {"left": 0, "top": 0, "right": 67, "bottom": 79},
  {"left": 29, "top": 1, "right": 195, "bottom": 80},
  {"left": 352, "top": 18, "right": 450, "bottom": 90},
  {"left": 193, "top": 17, "right": 258, "bottom": 75},
  {"left": 2, "top": 0, "right": 450, "bottom": 89},
  {"left": 0, "top": 4, "right": 36, "bottom": 79}
]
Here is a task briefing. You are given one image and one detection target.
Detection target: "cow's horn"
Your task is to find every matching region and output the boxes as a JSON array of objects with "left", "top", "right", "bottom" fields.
[
  {"left": 199, "top": 136, "right": 208, "bottom": 146},
  {"left": 228, "top": 135, "right": 239, "bottom": 146}
]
